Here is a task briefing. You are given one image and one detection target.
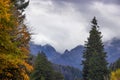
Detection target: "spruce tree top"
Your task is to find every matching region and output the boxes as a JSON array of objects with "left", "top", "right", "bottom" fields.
[
  {"left": 91, "top": 17, "right": 97, "bottom": 26},
  {"left": 82, "top": 17, "right": 109, "bottom": 80},
  {"left": 84, "top": 17, "right": 104, "bottom": 56}
]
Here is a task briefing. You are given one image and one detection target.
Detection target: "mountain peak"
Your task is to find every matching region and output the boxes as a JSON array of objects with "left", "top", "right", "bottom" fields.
[
  {"left": 42, "top": 44, "right": 56, "bottom": 52},
  {"left": 64, "top": 49, "right": 69, "bottom": 54}
]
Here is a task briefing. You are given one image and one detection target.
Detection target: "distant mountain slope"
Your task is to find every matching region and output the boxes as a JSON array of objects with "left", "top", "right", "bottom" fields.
[
  {"left": 52, "top": 45, "right": 84, "bottom": 69},
  {"left": 30, "top": 43, "right": 61, "bottom": 61},
  {"left": 30, "top": 39, "right": 120, "bottom": 69},
  {"left": 52, "top": 64, "right": 82, "bottom": 80},
  {"left": 105, "top": 38, "right": 120, "bottom": 63}
]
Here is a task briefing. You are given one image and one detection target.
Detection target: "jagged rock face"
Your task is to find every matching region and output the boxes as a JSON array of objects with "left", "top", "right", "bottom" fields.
[{"left": 30, "top": 39, "right": 120, "bottom": 69}]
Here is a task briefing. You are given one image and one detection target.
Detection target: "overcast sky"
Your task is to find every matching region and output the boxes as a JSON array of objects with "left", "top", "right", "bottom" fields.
[{"left": 25, "top": 0, "right": 120, "bottom": 52}]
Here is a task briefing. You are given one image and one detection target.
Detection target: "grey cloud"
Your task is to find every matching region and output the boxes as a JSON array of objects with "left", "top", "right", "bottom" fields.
[
  {"left": 102, "top": 0, "right": 120, "bottom": 5},
  {"left": 51, "top": 0, "right": 120, "bottom": 5},
  {"left": 52, "top": 0, "right": 95, "bottom": 3},
  {"left": 25, "top": 0, "right": 120, "bottom": 52}
]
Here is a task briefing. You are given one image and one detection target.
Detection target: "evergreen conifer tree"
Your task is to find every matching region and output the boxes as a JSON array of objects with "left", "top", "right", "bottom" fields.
[
  {"left": 31, "top": 52, "right": 64, "bottom": 80},
  {"left": 82, "top": 17, "right": 109, "bottom": 80}
]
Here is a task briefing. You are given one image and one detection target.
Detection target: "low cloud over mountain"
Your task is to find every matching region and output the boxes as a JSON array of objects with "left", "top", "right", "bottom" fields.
[
  {"left": 30, "top": 38, "right": 120, "bottom": 69},
  {"left": 26, "top": 0, "right": 120, "bottom": 52}
]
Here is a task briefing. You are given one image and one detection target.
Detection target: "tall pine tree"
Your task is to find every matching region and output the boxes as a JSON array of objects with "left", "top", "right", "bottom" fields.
[
  {"left": 30, "top": 52, "right": 54, "bottom": 80},
  {"left": 30, "top": 52, "right": 64, "bottom": 80},
  {"left": 82, "top": 17, "right": 109, "bottom": 80}
]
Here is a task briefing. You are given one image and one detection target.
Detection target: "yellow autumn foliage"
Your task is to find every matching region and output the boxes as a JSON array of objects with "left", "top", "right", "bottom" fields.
[
  {"left": 0, "top": 0, "right": 32, "bottom": 79},
  {"left": 110, "top": 69, "right": 120, "bottom": 80},
  {"left": 0, "top": 0, "right": 11, "bottom": 22}
]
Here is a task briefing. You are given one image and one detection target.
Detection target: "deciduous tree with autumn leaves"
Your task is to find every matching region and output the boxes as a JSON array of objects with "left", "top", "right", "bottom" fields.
[{"left": 0, "top": 0, "right": 32, "bottom": 79}]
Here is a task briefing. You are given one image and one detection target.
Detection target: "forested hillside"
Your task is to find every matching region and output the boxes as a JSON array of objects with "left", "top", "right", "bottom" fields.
[{"left": 53, "top": 64, "right": 82, "bottom": 80}]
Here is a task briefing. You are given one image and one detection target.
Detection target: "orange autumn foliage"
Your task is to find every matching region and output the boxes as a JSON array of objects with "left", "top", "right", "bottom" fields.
[
  {"left": 0, "top": 0, "right": 32, "bottom": 79},
  {"left": 0, "top": 0, "right": 11, "bottom": 22}
]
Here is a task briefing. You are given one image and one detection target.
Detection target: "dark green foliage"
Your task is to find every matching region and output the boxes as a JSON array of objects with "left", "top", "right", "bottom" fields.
[
  {"left": 30, "top": 52, "right": 64, "bottom": 80},
  {"left": 30, "top": 52, "right": 53, "bottom": 80},
  {"left": 82, "top": 17, "right": 109, "bottom": 80},
  {"left": 54, "top": 71, "right": 64, "bottom": 80},
  {"left": 53, "top": 64, "right": 82, "bottom": 80}
]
